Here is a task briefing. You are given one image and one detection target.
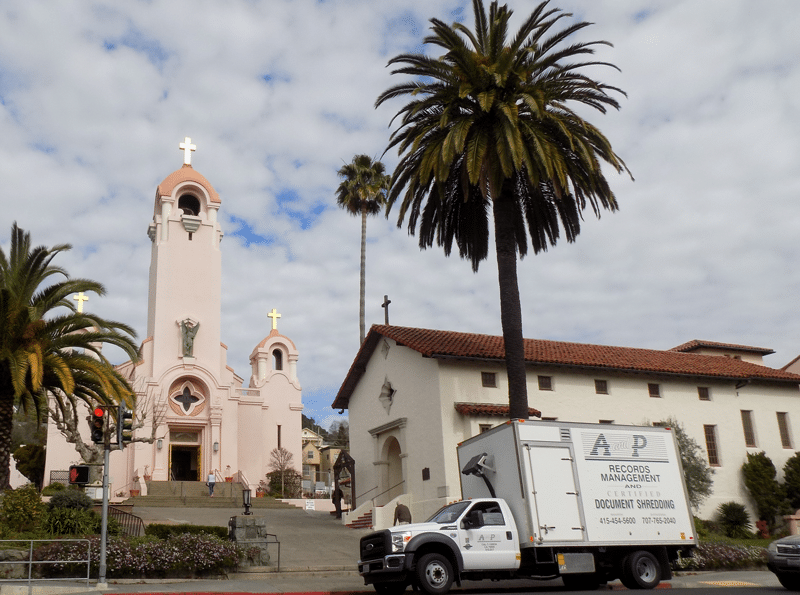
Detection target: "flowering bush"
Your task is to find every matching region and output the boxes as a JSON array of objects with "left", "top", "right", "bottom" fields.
[
  {"left": 674, "top": 542, "right": 768, "bottom": 571},
  {"left": 34, "top": 533, "right": 240, "bottom": 578}
]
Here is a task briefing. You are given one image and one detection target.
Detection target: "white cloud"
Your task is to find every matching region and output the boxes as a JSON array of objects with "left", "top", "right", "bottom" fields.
[{"left": 2, "top": 0, "right": 799, "bottom": 426}]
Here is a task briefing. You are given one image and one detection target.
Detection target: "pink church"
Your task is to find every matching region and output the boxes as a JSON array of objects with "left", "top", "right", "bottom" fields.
[{"left": 44, "top": 138, "right": 303, "bottom": 495}]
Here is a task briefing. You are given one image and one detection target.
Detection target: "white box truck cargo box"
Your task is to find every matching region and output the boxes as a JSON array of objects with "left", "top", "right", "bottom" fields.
[{"left": 457, "top": 419, "right": 697, "bottom": 548}]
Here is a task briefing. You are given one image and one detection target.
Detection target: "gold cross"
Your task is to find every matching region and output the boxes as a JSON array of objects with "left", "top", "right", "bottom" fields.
[
  {"left": 179, "top": 137, "right": 196, "bottom": 165},
  {"left": 73, "top": 292, "right": 89, "bottom": 313},
  {"left": 268, "top": 308, "right": 281, "bottom": 330}
]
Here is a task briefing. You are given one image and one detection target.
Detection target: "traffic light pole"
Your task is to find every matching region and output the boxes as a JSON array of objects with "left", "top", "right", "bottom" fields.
[{"left": 98, "top": 434, "right": 110, "bottom": 587}]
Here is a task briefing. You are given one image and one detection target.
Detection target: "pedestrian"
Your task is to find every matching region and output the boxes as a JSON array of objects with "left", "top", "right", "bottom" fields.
[
  {"left": 207, "top": 470, "right": 216, "bottom": 497},
  {"left": 332, "top": 485, "right": 344, "bottom": 519},
  {"left": 393, "top": 502, "right": 411, "bottom": 526}
]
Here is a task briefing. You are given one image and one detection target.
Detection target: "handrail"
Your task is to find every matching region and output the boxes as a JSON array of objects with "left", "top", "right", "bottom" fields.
[
  {"left": 356, "top": 485, "right": 378, "bottom": 501},
  {"left": 371, "top": 480, "right": 405, "bottom": 505},
  {"left": 0, "top": 539, "right": 91, "bottom": 595},
  {"left": 108, "top": 506, "right": 145, "bottom": 537}
]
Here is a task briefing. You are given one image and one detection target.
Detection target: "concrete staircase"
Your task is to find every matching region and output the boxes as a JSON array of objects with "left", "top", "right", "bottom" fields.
[
  {"left": 124, "top": 481, "right": 297, "bottom": 509},
  {"left": 346, "top": 511, "right": 373, "bottom": 530}
]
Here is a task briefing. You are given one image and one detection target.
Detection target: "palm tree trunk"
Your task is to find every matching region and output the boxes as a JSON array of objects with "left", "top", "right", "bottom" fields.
[
  {"left": 0, "top": 383, "right": 15, "bottom": 490},
  {"left": 359, "top": 207, "right": 368, "bottom": 345},
  {"left": 492, "top": 195, "right": 530, "bottom": 419}
]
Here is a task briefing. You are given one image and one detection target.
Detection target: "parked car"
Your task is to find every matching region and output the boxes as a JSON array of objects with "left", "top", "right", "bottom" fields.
[{"left": 768, "top": 535, "right": 800, "bottom": 590}]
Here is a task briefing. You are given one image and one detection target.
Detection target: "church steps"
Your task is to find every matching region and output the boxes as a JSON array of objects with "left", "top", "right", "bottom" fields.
[{"left": 125, "top": 481, "right": 297, "bottom": 509}]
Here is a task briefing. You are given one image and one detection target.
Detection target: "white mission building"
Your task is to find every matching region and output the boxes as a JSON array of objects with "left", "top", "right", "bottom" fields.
[{"left": 333, "top": 325, "right": 800, "bottom": 527}]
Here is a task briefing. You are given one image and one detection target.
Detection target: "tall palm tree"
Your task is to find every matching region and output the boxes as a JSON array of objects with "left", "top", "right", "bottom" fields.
[
  {"left": 0, "top": 223, "right": 139, "bottom": 489},
  {"left": 336, "top": 155, "right": 391, "bottom": 345},
  {"left": 376, "top": 0, "right": 631, "bottom": 419}
]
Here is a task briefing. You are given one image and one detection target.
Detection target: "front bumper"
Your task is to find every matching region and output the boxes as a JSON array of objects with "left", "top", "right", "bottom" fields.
[{"left": 358, "top": 553, "right": 411, "bottom": 584}]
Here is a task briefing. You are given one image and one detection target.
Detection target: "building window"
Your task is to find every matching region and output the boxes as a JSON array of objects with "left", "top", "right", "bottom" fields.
[
  {"left": 541, "top": 417, "right": 558, "bottom": 421},
  {"left": 273, "top": 349, "right": 283, "bottom": 370},
  {"left": 481, "top": 372, "right": 497, "bottom": 388},
  {"left": 277, "top": 425, "right": 282, "bottom": 449},
  {"left": 648, "top": 383, "right": 661, "bottom": 398},
  {"left": 698, "top": 387, "right": 710, "bottom": 401},
  {"left": 479, "top": 424, "right": 493, "bottom": 434},
  {"left": 538, "top": 375, "right": 553, "bottom": 391},
  {"left": 741, "top": 410, "right": 756, "bottom": 447},
  {"left": 599, "top": 419, "right": 614, "bottom": 425},
  {"left": 308, "top": 450, "right": 314, "bottom": 458},
  {"left": 704, "top": 425, "right": 720, "bottom": 466},
  {"left": 778, "top": 412, "right": 793, "bottom": 449},
  {"left": 594, "top": 379, "right": 608, "bottom": 395}
]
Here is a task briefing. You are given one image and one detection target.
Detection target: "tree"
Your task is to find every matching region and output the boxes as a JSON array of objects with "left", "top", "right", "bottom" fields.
[
  {"left": 268, "top": 447, "right": 298, "bottom": 497},
  {"left": 0, "top": 223, "right": 139, "bottom": 489},
  {"left": 335, "top": 154, "right": 391, "bottom": 345},
  {"left": 742, "top": 451, "right": 788, "bottom": 529},
  {"left": 658, "top": 417, "right": 713, "bottom": 511},
  {"left": 12, "top": 444, "right": 45, "bottom": 489},
  {"left": 783, "top": 453, "right": 800, "bottom": 510},
  {"left": 376, "top": 0, "right": 630, "bottom": 418},
  {"left": 329, "top": 419, "right": 349, "bottom": 450}
]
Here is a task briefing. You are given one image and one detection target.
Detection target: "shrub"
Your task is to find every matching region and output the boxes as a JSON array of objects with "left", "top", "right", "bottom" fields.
[
  {"left": 673, "top": 542, "right": 768, "bottom": 571},
  {"left": 144, "top": 523, "right": 228, "bottom": 540},
  {"left": 0, "top": 485, "right": 46, "bottom": 532},
  {"left": 717, "top": 502, "right": 752, "bottom": 539},
  {"left": 742, "top": 451, "right": 788, "bottom": 529},
  {"left": 47, "top": 490, "right": 93, "bottom": 511},
  {"left": 35, "top": 533, "right": 239, "bottom": 578},
  {"left": 784, "top": 453, "right": 800, "bottom": 511},
  {"left": 41, "top": 508, "right": 98, "bottom": 536},
  {"left": 41, "top": 482, "right": 66, "bottom": 496}
]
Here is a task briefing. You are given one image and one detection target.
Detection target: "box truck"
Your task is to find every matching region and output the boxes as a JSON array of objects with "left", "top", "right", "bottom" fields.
[{"left": 357, "top": 419, "right": 696, "bottom": 594}]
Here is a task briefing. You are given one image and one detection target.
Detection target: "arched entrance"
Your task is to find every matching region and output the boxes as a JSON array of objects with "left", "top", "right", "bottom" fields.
[{"left": 382, "top": 436, "right": 404, "bottom": 504}]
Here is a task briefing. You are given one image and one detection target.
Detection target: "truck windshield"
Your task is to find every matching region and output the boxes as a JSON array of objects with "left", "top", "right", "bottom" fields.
[{"left": 426, "top": 501, "right": 470, "bottom": 524}]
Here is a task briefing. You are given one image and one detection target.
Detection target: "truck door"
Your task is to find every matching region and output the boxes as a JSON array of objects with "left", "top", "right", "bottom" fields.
[
  {"left": 458, "top": 501, "right": 520, "bottom": 571},
  {"left": 526, "top": 445, "right": 585, "bottom": 542}
]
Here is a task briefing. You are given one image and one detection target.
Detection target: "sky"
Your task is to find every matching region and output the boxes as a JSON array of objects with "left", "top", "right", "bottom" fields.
[{"left": 2, "top": 0, "right": 799, "bottom": 431}]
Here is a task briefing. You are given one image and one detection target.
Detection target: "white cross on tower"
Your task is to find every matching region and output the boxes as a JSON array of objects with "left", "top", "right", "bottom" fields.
[
  {"left": 73, "top": 292, "right": 89, "bottom": 313},
  {"left": 268, "top": 308, "right": 281, "bottom": 330},
  {"left": 179, "top": 137, "right": 196, "bottom": 165}
]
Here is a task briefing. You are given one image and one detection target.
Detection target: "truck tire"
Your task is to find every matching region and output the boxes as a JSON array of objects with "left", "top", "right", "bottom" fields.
[
  {"left": 620, "top": 551, "right": 660, "bottom": 590},
  {"left": 373, "top": 582, "right": 408, "bottom": 594},
  {"left": 416, "top": 553, "right": 454, "bottom": 594}
]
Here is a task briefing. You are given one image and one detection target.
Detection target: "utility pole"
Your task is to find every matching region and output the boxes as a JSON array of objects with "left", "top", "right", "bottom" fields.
[{"left": 98, "top": 427, "right": 110, "bottom": 588}]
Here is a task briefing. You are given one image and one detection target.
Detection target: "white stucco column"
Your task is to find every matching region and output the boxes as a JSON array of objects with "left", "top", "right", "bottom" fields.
[{"left": 160, "top": 198, "right": 172, "bottom": 242}]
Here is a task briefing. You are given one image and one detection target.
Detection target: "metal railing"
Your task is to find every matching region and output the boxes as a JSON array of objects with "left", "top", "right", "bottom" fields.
[
  {"left": 108, "top": 505, "right": 145, "bottom": 537},
  {"left": 0, "top": 538, "right": 91, "bottom": 595}
]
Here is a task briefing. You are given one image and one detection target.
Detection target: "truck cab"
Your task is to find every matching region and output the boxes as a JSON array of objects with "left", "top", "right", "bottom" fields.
[{"left": 358, "top": 498, "right": 520, "bottom": 594}]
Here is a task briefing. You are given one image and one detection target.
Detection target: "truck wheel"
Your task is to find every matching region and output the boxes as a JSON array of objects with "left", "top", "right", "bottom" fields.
[
  {"left": 374, "top": 582, "right": 408, "bottom": 594},
  {"left": 620, "top": 551, "right": 660, "bottom": 590},
  {"left": 416, "top": 553, "right": 454, "bottom": 594}
]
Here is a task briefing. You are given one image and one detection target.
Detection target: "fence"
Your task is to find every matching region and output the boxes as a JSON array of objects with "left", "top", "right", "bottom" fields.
[
  {"left": 108, "top": 505, "right": 146, "bottom": 537},
  {"left": 0, "top": 538, "right": 91, "bottom": 595}
]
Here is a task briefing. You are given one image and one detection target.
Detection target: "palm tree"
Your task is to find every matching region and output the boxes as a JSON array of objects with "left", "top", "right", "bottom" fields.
[
  {"left": 0, "top": 223, "right": 139, "bottom": 489},
  {"left": 336, "top": 155, "right": 391, "bottom": 345},
  {"left": 376, "top": 0, "right": 631, "bottom": 419}
]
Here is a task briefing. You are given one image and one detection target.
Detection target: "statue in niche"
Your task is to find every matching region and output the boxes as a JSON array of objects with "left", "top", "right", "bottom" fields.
[{"left": 179, "top": 319, "right": 200, "bottom": 357}]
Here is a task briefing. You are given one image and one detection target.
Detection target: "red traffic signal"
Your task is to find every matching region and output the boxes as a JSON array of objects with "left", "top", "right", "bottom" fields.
[{"left": 90, "top": 407, "right": 105, "bottom": 443}]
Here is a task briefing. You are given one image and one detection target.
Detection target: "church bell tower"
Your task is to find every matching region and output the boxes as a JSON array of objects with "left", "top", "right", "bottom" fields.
[{"left": 145, "top": 137, "right": 224, "bottom": 379}]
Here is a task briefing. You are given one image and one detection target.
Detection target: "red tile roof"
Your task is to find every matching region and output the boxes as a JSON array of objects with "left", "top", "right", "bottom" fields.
[
  {"left": 455, "top": 402, "right": 542, "bottom": 418},
  {"left": 331, "top": 325, "right": 800, "bottom": 411},
  {"left": 670, "top": 340, "right": 774, "bottom": 355}
]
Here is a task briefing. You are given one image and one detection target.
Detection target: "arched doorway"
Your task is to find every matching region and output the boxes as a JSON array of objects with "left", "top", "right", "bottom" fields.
[{"left": 382, "top": 436, "right": 404, "bottom": 504}]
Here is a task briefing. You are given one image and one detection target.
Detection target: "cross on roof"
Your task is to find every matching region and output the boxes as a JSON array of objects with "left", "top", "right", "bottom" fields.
[
  {"left": 73, "top": 292, "right": 89, "bottom": 313},
  {"left": 179, "top": 137, "right": 196, "bottom": 165},
  {"left": 268, "top": 308, "right": 281, "bottom": 330}
]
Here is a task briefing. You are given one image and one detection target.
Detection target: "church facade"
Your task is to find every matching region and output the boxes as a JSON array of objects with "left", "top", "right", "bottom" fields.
[{"left": 44, "top": 139, "right": 303, "bottom": 495}]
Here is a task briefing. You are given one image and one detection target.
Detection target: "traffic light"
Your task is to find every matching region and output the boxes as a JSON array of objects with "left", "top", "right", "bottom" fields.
[
  {"left": 117, "top": 403, "right": 133, "bottom": 447},
  {"left": 90, "top": 407, "right": 105, "bottom": 443},
  {"left": 68, "top": 465, "right": 90, "bottom": 485}
]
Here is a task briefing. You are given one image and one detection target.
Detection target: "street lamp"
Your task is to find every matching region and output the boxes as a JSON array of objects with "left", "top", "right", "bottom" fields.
[{"left": 242, "top": 488, "right": 252, "bottom": 515}]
